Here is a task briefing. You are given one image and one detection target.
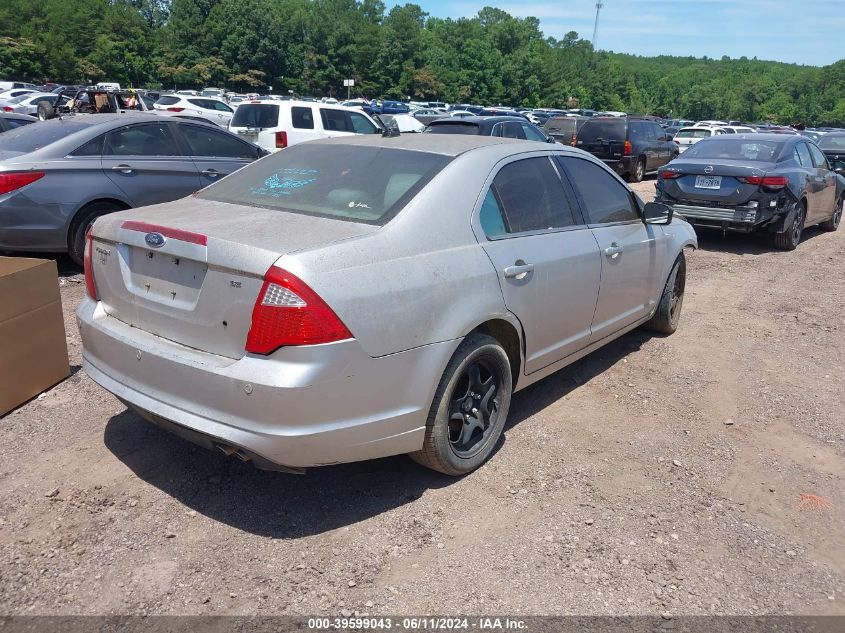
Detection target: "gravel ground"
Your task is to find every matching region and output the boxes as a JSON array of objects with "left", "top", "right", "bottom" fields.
[{"left": 1, "top": 177, "right": 843, "bottom": 616}]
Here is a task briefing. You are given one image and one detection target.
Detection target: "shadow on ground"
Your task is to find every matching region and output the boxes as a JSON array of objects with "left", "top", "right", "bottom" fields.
[
  {"left": 104, "top": 327, "right": 652, "bottom": 538},
  {"left": 692, "top": 225, "right": 827, "bottom": 256}
]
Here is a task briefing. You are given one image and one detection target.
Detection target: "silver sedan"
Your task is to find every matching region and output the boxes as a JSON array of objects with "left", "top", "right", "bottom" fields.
[{"left": 77, "top": 135, "right": 697, "bottom": 475}]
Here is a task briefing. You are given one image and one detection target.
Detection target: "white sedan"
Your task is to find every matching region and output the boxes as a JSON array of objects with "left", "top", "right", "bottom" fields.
[{"left": 153, "top": 95, "right": 234, "bottom": 127}]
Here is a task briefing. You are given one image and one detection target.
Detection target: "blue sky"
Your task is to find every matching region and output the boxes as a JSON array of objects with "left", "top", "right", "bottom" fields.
[{"left": 390, "top": 0, "right": 844, "bottom": 66}]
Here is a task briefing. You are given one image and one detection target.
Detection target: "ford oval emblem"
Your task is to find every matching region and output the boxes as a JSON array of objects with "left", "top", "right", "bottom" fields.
[
  {"left": 704, "top": 165, "right": 714, "bottom": 174},
  {"left": 145, "top": 232, "right": 166, "bottom": 248}
]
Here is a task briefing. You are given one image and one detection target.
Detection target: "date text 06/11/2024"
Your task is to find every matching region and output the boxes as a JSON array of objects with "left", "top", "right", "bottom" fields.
[{"left": 307, "top": 617, "right": 528, "bottom": 630}]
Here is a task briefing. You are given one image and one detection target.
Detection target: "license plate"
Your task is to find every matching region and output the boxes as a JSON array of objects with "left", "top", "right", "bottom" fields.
[
  {"left": 237, "top": 130, "right": 258, "bottom": 140},
  {"left": 695, "top": 175, "right": 722, "bottom": 189}
]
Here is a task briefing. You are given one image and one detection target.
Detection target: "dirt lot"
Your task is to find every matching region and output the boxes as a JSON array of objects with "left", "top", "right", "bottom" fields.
[{"left": 1, "top": 178, "right": 843, "bottom": 616}]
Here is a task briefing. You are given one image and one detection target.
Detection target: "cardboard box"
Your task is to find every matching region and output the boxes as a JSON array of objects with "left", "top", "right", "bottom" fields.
[{"left": 0, "top": 257, "right": 70, "bottom": 416}]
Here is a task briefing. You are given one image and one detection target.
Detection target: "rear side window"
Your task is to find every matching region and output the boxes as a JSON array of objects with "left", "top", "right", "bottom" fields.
[
  {"left": 231, "top": 104, "right": 279, "bottom": 128},
  {"left": 488, "top": 157, "right": 579, "bottom": 234},
  {"left": 559, "top": 156, "right": 637, "bottom": 224},
  {"left": 196, "top": 144, "right": 451, "bottom": 225},
  {"left": 808, "top": 143, "right": 829, "bottom": 168},
  {"left": 179, "top": 124, "right": 256, "bottom": 159},
  {"left": 501, "top": 122, "right": 525, "bottom": 139},
  {"left": 676, "top": 128, "right": 711, "bottom": 138},
  {"left": 105, "top": 124, "right": 181, "bottom": 156},
  {"left": 70, "top": 134, "right": 105, "bottom": 157},
  {"left": 577, "top": 119, "right": 626, "bottom": 143},
  {"left": 794, "top": 145, "right": 809, "bottom": 166},
  {"left": 292, "top": 106, "right": 314, "bottom": 129},
  {"left": 155, "top": 95, "right": 180, "bottom": 106}
]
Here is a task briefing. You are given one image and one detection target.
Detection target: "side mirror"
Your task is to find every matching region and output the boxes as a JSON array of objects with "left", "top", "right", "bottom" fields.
[
  {"left": 832, "top": 160, "right": 845, "bottom": 175},
  {"left": 643, "top": 201, "right": 673, "bottom": 225}
]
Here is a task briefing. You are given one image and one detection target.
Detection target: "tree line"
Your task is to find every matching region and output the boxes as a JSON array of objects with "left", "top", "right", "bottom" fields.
[{"left": 1, "top": 0, "right": 844, "bottom": 126}]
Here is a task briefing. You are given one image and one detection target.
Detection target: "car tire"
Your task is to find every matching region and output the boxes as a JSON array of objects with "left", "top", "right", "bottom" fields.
[
  {"left": 409, "top": 333, "right": 512, "bottom": 476},
  {"left": 644, "top": 253, "right": 686, "bottom": 335},
  {"left": 820, "top": 195, "right": 843, "bottom": 232},
  {"left": 68, "top": 201, "right": 125, "bottom": 266},
  {"left": 773, "top": 201, "right": 805, "bottom": 251},
  {"left": 628, "top": 157, "right": 646, "bottom": 183},
  {"left": 37, "top": 102, "right": 55, "bottom": 121}
]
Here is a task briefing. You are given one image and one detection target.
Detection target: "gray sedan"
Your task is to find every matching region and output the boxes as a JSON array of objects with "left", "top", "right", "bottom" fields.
[
  {"left": 0, "top": 113, "right": 265, "bottom": 263},
  {"left": 77, "top": 135, "right": 697, "bottom": 476}
]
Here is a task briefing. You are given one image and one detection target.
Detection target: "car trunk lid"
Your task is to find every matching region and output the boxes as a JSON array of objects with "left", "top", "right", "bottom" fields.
[
  {"left": 661, "top": 159, "right": 778, "bottom": 205},
  {"left": 89, "top": 198, "right": 378, "bottom": 359}
]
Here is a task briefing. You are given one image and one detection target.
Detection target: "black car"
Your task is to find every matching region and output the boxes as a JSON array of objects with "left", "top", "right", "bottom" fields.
[
  {"left": 575, "top": 116, "right": 679, "bottom": 182},
  {"left": 477, "top": 108, "right": 529, "bottom": 120},
  {"left": 656, "top": 134, "right": 844, "bottom": 250},
  {"left": 817, "top": 133, "right": 845, "bottom": 173},
  {"left": 0, "top": 112, "right": 37, "bottom": 132},
  {"left": 424, "top": 116, "right": 553, "bottom": 142},
  {"left": 543, "top": 115, "right": 589, "bottom": 146}
]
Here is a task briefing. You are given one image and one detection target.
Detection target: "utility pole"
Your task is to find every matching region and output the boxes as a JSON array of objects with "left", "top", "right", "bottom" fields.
[{"left": 592, "top": 1, "right": 604, "bottom": 50}]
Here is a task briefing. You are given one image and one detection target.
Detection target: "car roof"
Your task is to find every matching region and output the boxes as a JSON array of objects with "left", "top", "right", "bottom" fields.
[
  {"left": 428, "top": 115, "right": 527, "bottom": 126},
  {"left": 309, "top": 131, "right": 562, "bottom": 158}
]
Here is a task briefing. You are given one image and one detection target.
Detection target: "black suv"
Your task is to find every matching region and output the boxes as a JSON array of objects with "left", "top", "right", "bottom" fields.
[
  {"left": 424, "top": 116, "right": 552, "bottom": 142},
  {"left": 575, "top": 117, "right": 678, "bottom": 182}
]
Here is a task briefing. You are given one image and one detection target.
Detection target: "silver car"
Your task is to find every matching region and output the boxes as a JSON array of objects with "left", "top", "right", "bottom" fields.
[
  {"left": 77, "top": 135, "right": 697, "bottom": 476},
  {"left": 0, "top": 113, "right": 265, "bottom": 264}
]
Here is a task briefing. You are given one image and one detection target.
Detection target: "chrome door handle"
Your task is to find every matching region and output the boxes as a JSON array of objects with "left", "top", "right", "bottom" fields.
[
  {"left": 604, "top": 243, "right": 623, "bottom": 258},
  {"left": 111, "top": 164, "right": 133, "bottom": 174},
  {"left": 503, "top": 262, "right": 534, "bottom": 280},
  {"left": 201, "top": 169, "right": 220, "bottom": 178}
]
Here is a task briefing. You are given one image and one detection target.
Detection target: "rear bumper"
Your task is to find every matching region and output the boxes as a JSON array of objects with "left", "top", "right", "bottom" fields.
[
  {"left": 77, "top": 297, "right": 456, "bottom": 469},
  {"left": 601, "top": 157, "right": 635, "bottom": 175}
]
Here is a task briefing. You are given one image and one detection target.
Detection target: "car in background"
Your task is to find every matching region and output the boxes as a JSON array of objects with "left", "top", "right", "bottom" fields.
[
  {"left": 77, "top": 134, "right": 695, "bottom": 477},
  {"left": 380, "top": 113, "right": 425, "bottom": 133},
  {"left": 228, "top": 100, "right": 381, "bottom": 152},
  {"left": 38, "top": 87, "right": 152, "bottom": 120},
  {"left": 798, "top": 130, "right": 823, "bottom": 142},
  {"left": 720, "top": 126, "right": 757, "bottom": 135},
  {"left": 201, "top": 88, "right": 225, "bottom": 98},
  {"left": 695, "top": 120, "right": 729, "bottom": 128},
  {"left": 656, "top": 134, "right": 843, "bottom": 250},
  {"left": 0, "top": 81, "right": 38, "bottom": 92},
  {"left": 153, "top": 95, "right": 234, "bottom": 127},
  {"left": 2, "top": 92, "right": 71, "bottom": 116},
  {"left": 0, "top": 88, "right": 38, "bottom": 104},
  {"left": 371, "top": 100, "right": 411, "bottom": 115},
  {"left": 673, "top": 126, "right": 726, "bottom": 153},
  {"left": 543, "top": 115, "right": 588, "bottom": 146},
  {"left": 0, "top": 113, "right": 265, "bottom": 264},
  {"left": 477, "top": 108, "right": 529, "bottom": 120},
  {"left": 412, "top": 108, "right": 449, "bottom": 125},
  {"left": 817, "top": 133, "right": 845, "bottom": 172},
  {"left": 575, "top": 116, "right": 679, "bottom": 182},
  {"left": 424, "top": 116, "right": 552, "bottom": 143},
  {"left": 0, "top": 112, "right": 36, "bottom": 132}
]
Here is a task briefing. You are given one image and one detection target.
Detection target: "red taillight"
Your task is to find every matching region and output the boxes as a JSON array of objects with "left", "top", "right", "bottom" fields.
[
  {"left": 660, "top": 170, "right": 681, "bottom": 179},
  {"left": 84, "top": 229, "right": 97, "bottom": 300},
  {"left": 741, "top": 175, "right": 788, "bottom": 188},
  {"left": 275, "top": 131, "right": 288, "bottom": 149},
  {"left": 166, "top": 107, "right": 184, "bottom": 112},
  {"left": 623, "top": 140, "right": 632, "bottom": 156},
  {"left": 245, "top": 267, "right": 352, "bottom": 354},
  {"left": 2, "top": 106, "right": 13, "bottom": 112},
  {"left": 0, "top": 171, "right": 44, "bottom": 196}
]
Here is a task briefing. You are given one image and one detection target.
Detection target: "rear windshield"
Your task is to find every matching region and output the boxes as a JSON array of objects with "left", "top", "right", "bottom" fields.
[
  {"left": 0, "top": 120, "right": 90, "bottom": 153},
  {"left": 819, "top": 135, "right": 845, "bottom": 150},
  {"left": 231, "top": 104, "right": 280, "bottom": 128},
  {"left": 676, "top": 128, "right": 712, "bottom": 138},
  {"left": 577, "top": 118, "right": 626, "bottom": 142},
  {"left": 424, "top": 123, "right": 480, "bottom": 135},
  {"left": 682, "top": 139, "right": 784, "bottom": 161},
  {"left": 196, "top": 143, "right": 451, "bottom": 225},
  {"left": 155, "top": 95, "right": 181, "bottom": 106}
]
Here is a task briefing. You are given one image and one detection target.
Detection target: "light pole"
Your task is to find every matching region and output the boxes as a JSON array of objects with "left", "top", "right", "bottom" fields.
[{"left": 592, "top": 1, "right": 604, "bottom": 50}]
